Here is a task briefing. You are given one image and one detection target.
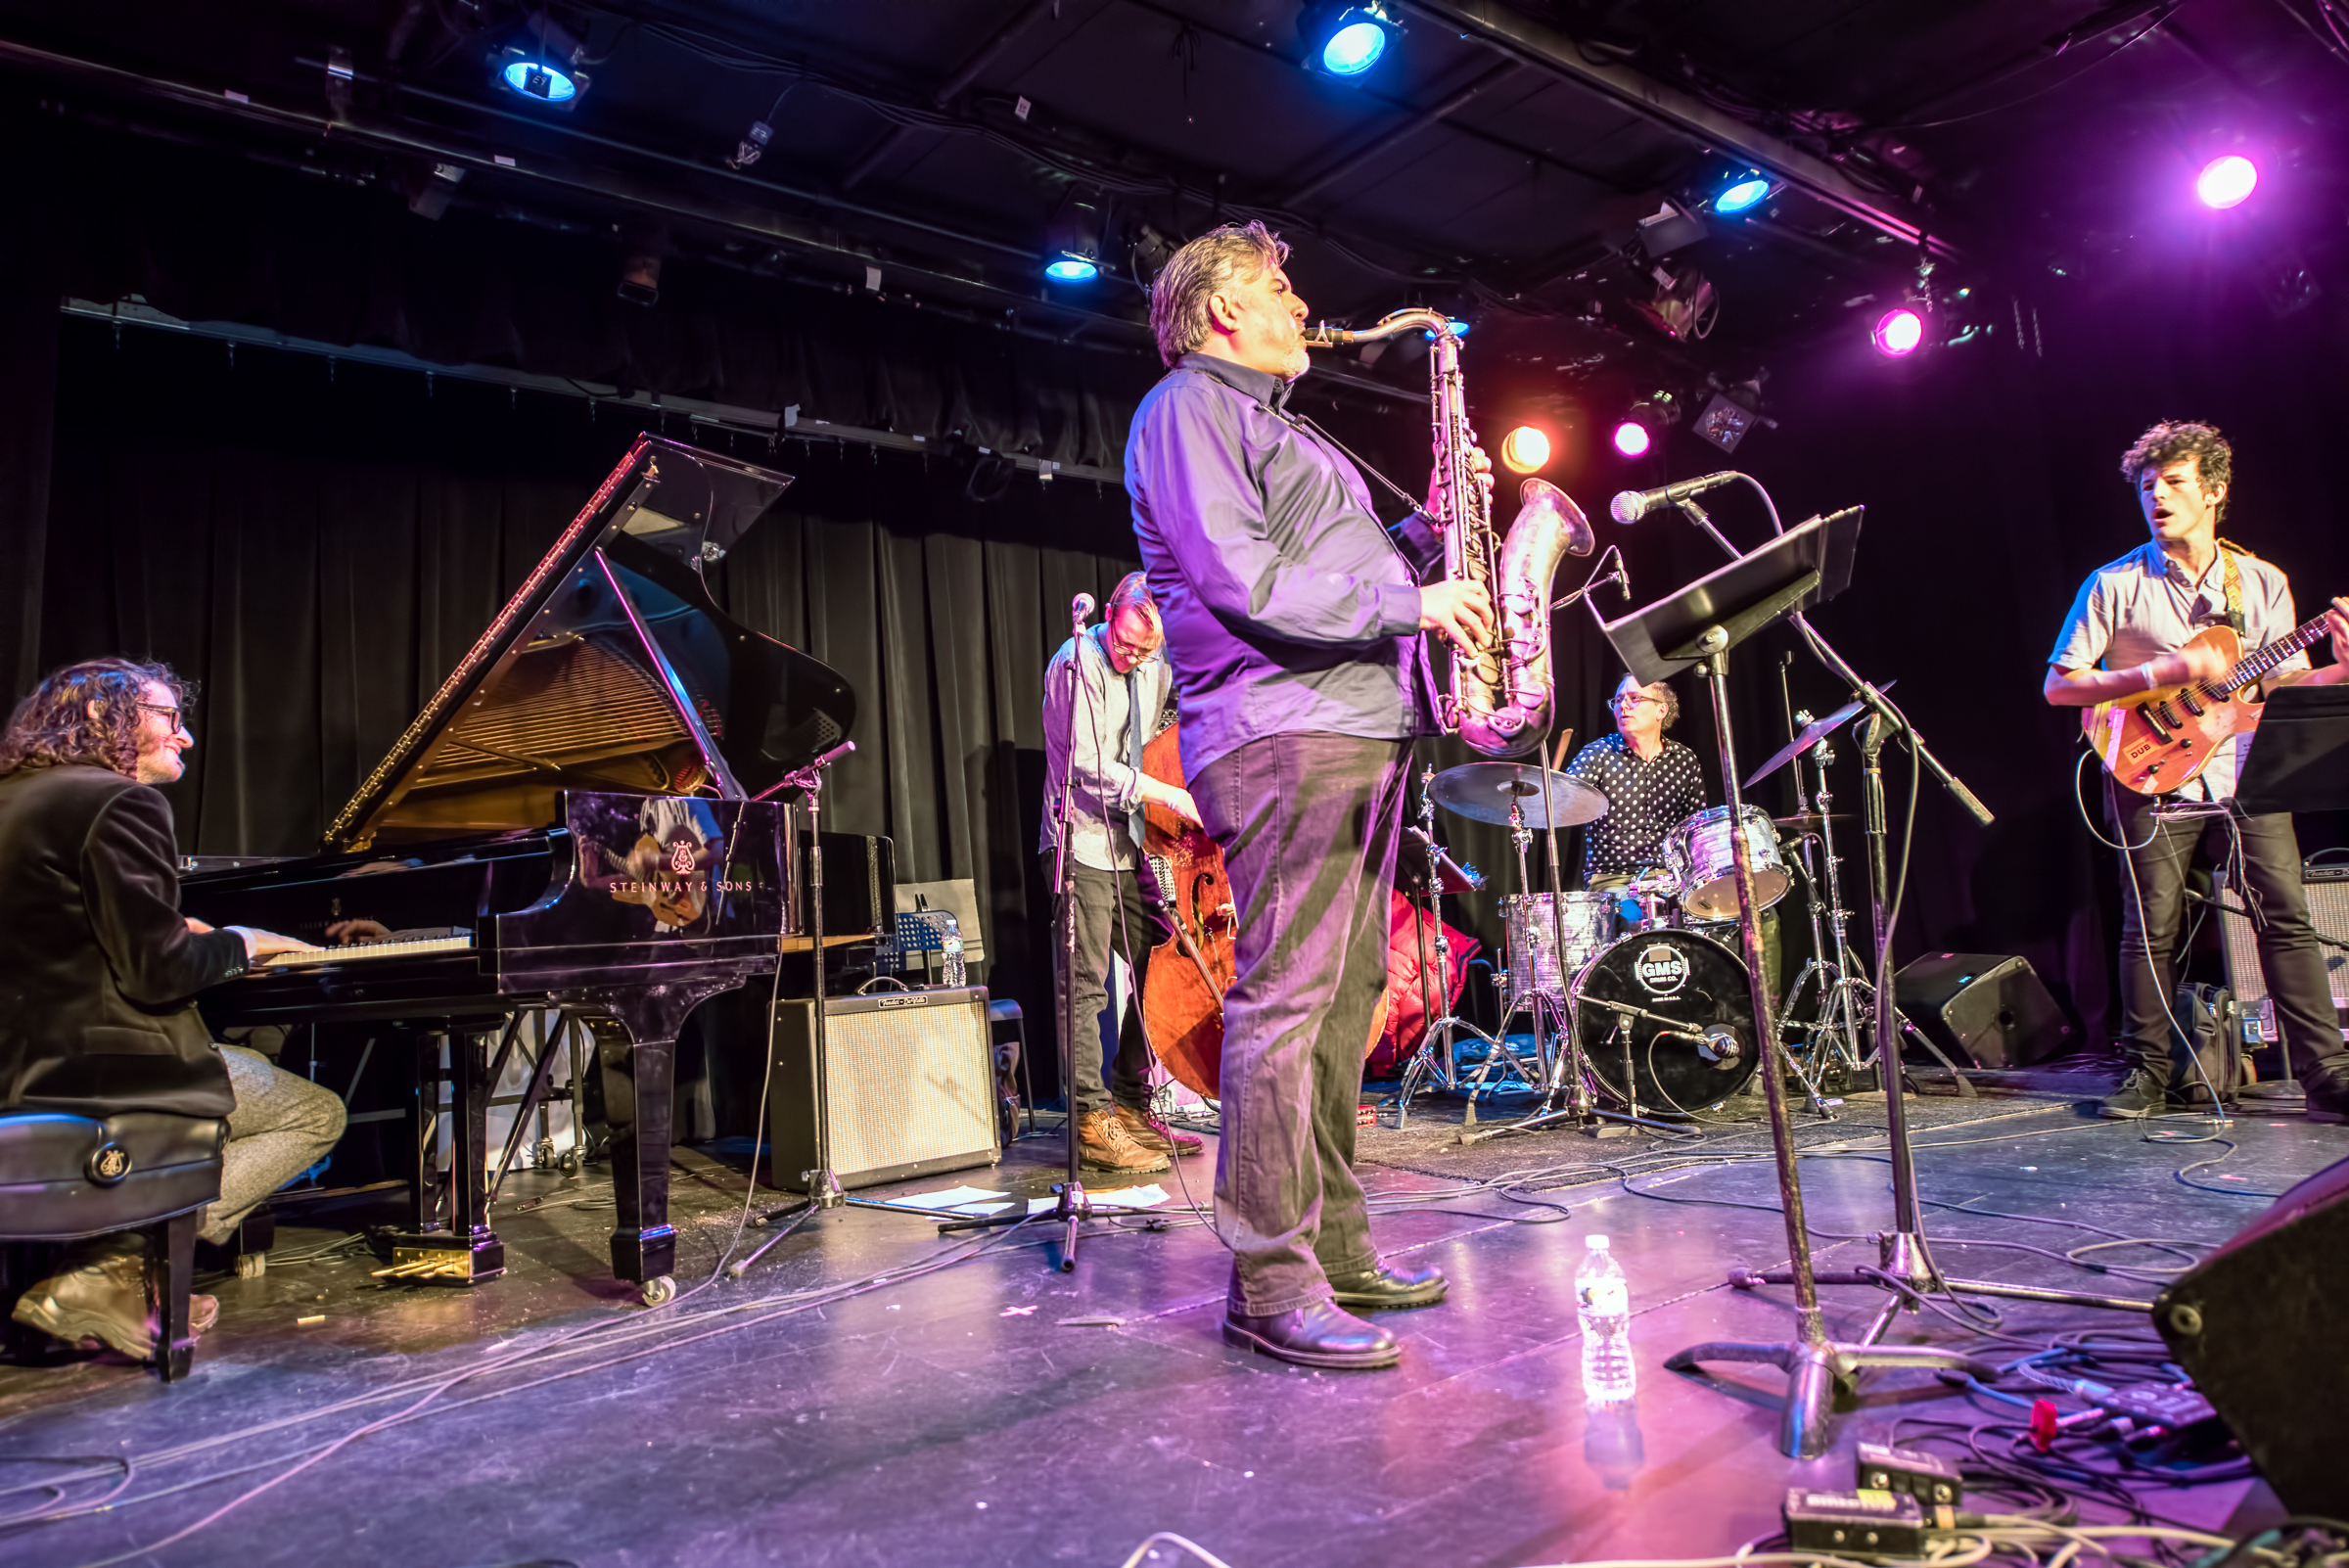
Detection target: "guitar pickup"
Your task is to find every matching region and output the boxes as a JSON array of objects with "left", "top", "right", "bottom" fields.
[
  {"left": 2152, "top": 700, "right": 2185, "bottom": 731},
  {"left": 2177, "top": 689, "right": 2205, "bottom": 716},
  {"left": 2139, "top": 707, "right": 2172, "bottom": 743}
]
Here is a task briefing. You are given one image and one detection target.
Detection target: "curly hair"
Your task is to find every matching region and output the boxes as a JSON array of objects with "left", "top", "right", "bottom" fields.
[
  {"left": 1615, "top": 675, "right": 1679, "bottom": 730},
  {"left": 0, "top": 659, "right": 188, "bottom": 779},
  {"left": 2120, "top": 421, "right": 2233, "bottom": 521},
  {"left": 1148, "top": 221, "right": 1288, "bottom": 368}
]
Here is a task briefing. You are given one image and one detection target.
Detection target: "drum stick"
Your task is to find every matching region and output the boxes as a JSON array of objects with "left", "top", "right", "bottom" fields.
[{"left": 1549, "top": 728, "right": 1574, "bottom": 773}]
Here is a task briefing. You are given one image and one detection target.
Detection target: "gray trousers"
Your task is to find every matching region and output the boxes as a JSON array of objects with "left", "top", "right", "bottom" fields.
[
  {"left": 206, "top": 1045, "right": 347, "bottom": 1245},
  {"left": 1195, "top": 732, "right": 1408, "bottom": 1316},
  {"left": 1051, "top": 858, "right": 1168, "bottom": 1114}
]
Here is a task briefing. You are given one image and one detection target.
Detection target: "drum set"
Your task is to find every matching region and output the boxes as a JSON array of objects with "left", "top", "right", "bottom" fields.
[{"left": 1397, "top": 710, "right": 1890, "bottom": 1129}]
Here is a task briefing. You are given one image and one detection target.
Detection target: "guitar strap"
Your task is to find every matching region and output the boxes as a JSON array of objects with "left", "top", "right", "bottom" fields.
[{"left": 2218, "top": 540, "right": 2247, "bottom": 640}]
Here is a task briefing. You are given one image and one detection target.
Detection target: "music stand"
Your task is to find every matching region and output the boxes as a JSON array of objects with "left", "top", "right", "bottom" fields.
[
  {"left": 2234, "top": 683, "right": 2349, "bottom": 817},
  {"left": 1598, "top": 510, "right": 1996, "bottom": 1458}
]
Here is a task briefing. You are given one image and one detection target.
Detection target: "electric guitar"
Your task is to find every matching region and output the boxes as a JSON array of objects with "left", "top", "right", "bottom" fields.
[{"left": 2085, "top": 611, "right": 2337, "bottom": 794}]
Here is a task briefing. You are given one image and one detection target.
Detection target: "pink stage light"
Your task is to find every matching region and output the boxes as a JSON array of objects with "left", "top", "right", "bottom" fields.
[
  {"left": 1872, "top": 306, "right": 1925, "bottom": 357},
  {"left": 2196, "top": 155, "right": 2258, "bottom": 209},
  {"left": 1611, "top": 420, "right": 1652, "bottom": 458}
]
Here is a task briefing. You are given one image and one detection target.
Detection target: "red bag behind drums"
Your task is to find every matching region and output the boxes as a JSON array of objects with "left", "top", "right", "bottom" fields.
[{"left": 1571, "top": 929, "right": 1760, "bottom": 1113}]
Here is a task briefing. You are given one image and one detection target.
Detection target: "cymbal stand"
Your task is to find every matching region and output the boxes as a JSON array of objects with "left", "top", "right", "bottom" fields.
[
  {"left": 1396, "top": 768, "right": 1525, "bottom": 1123},
  {"left": 1477, "top": 799, "right": 1551, "bottom": 1096},
  {"left": 1774, "top": 727, "right": 1870, "bottom": 1087}
]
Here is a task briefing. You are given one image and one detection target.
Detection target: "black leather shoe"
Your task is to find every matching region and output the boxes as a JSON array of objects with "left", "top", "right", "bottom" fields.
[
  {"left": 2304, "top": 1068, "right": 2349, "bottom": 1125},
  {"left": 1222, "top": 1300, "right": 1401, "bottom": 1370},
  {"left": 1327, "top": 1260, "right": 1449, "bottom": 1311}
]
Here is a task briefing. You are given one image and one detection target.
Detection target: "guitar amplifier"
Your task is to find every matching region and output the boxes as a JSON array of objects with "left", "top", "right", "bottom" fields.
[
  {"left": 2212, "top": 863, "right": 2349, "bottom": 1044},
  {"left": 768, "top": 988, "right": 1000, "bottom": 1191}
]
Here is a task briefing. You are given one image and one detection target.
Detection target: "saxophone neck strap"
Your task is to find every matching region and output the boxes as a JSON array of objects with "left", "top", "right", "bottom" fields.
[{"left": 1273, "top": 406, "right": 1438, "bottom": 537}]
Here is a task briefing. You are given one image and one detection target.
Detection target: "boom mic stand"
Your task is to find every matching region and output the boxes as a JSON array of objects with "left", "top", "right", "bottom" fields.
[
  {"left": 734, "top": 739, "right": 870, "bottom": 1273},
  {"left": 938, "top": 593, "right": 1105, "bottom": 1268}
]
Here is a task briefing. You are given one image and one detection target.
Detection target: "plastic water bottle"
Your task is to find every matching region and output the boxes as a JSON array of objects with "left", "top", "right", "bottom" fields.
[{"left": 1577, "top": 1233, "right": 1636, "bottom": 1402}]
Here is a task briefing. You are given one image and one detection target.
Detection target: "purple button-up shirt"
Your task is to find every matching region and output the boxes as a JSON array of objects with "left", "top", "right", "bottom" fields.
[{"left": 1126, "top": 352, "right": 1440, "bottom": 780}]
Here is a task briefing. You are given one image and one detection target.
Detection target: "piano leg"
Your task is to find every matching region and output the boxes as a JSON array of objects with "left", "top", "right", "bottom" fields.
[
  {"left": 379, "top": 1024, "right": 507, "bottom": 1287},
  {"left": 578, "top": 1012, "right": 678, "bottom": 1303}
]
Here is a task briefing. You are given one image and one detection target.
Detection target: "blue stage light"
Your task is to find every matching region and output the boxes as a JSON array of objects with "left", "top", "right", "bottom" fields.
[
  {"left": 1715, "top": 174, "right": 1772, "bottom": 214},
  {"left": 500, "top": 57, "right": 580, "bottom": 103},
  {"left": 1044, "top": 257, "right": 1100, "bottom": 282},
  {"left": 1321, "top": 20, "right": 1388, "bottom": 74},
  {"left": 1304, "top": 4, "right": 1401, "bottom": 80}
]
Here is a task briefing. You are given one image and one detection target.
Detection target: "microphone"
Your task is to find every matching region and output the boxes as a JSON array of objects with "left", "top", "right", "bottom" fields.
[
  {"left": 1071, "top": 592, "right": 1097, "bottom": 635},
  {"left": 1609, "top": 471, "right": 1743, "bottom": 526}
]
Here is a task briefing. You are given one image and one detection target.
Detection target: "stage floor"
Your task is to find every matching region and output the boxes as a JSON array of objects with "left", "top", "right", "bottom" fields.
[{"left": 2, "top": 1084, "right": 2337, "bottom": 1568}]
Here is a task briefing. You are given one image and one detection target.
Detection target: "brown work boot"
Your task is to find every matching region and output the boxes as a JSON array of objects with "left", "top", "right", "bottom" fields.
[
  {"left": 1075, "top": 1107, "right": 1171, "bottom": 1175},
  {"left": 11, "top": 1241, "right": 218, "bottom": 1361},
  {"left": 1112, "top": 1102, "right": 1204, "bottom": 1158}
]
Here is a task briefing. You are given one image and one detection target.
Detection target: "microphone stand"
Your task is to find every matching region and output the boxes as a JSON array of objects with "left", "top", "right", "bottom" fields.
[
  {"left": 939, "top": 596, "right": 1102, "bottom": 1268},
  {"left": 1650, "top": 492, "right": 2147, "bottom": 1460}
]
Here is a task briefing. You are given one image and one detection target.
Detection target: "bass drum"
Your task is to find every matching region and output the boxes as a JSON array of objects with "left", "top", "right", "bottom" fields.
[{"left": 1571, "top": 929, "right": 1759, "bottom": 1113}]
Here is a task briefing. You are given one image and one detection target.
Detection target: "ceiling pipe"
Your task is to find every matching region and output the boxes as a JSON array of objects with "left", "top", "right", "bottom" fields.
[
  {"left": 839, "top": 0, "right": 1067, "bottom": 191},
  {"left": 1397, "top": 0, "right": 1959, "bottom": 258},
  {"left": 1283, "top": 61, "right": 1518, "bottom": 207}
]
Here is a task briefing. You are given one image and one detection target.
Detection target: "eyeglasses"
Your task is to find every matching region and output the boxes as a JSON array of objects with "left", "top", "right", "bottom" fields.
[
  {"left": 136, "top": 703, "right": 189, "bottom": 731},
  {"left": 1607, "top": 693, "right": 1662, "bottom": 711}
]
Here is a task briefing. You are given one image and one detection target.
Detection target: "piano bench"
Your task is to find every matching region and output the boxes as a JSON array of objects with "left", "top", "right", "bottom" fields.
[{"left": 0, "top": 1112, "right": 228, "bottom": 1382}]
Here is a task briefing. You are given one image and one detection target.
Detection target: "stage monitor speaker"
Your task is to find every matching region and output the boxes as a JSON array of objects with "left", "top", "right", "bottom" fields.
[
  {"left": 1892, "top": 952, "right": 2074, "bottom": 1070},
  {"left": 2213, "top": 862, "right": 2349, "bottom": 1044},
  {"left": 2155, "top": 1154, "right": 2349, "bottom": 1515},
  {"left": 769, "top": 987, "right": 1000, "bottom": 1192}
]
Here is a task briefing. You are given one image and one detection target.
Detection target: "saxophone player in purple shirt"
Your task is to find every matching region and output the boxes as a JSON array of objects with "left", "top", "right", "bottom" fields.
[{"left": 1127, "top": 221, "right": 1492, "bottom": 1370}]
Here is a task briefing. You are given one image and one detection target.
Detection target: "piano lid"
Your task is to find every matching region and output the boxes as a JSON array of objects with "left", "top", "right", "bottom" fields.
[{"left": 324, "top": 437, "right": 855, "bottom": 853}]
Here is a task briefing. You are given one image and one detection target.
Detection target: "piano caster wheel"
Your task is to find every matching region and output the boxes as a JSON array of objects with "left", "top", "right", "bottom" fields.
[
  {"left": 561, "top": 1149, "right": 583, "bottom": 1176},
  {"left": 639, "top": 1274, "right": 676, "bottom": 1308},
  {"left": 235, "top": 1253, "right": 267, "bottom": 1279}
]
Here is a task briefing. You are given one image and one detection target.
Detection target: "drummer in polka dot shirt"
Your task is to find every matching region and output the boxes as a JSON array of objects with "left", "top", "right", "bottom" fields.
[{"left": 1564, "top": 674, "right": 1708, "bottom": 888}]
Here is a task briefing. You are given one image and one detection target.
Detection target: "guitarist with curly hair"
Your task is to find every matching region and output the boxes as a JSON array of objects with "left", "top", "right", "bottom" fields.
[{"left": 2046, "top": 421, "right": 2349, "bottom": 1121}]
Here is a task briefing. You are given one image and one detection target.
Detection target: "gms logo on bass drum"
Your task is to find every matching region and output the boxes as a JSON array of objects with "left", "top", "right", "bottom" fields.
[{"left": 1634, "top": 943, "right": 1691, "bottom": 996}]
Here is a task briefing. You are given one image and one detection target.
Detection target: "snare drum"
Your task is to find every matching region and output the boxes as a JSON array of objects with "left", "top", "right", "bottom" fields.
[
  {"left": 1664, "top": 805, "right": 1789, "bottom": 921},
  {"left": 1500, "top": 893, "right": 1616, "bottom": 1005}
]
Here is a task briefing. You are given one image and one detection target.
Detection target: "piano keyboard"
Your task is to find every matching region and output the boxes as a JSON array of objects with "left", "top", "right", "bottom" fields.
[{"left": 257, "top": 935, "right": 476, "bottom": 969}]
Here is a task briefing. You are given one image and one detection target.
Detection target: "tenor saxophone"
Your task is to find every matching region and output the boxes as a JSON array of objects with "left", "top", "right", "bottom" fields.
[{"left": 1302, "top": 309, "right": 1592, "bottom": 759}]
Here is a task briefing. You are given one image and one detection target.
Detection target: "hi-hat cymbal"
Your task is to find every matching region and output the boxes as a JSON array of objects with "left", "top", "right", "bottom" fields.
[
  {"left": 1773, "top": 811, "right": 1852, "bottom": 835},
  {"left": 1429, "top": 762, "right": 1609, "bottom": 828}
]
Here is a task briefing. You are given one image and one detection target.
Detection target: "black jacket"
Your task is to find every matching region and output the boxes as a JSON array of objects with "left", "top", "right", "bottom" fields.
[{"left": 0, "top": 763, "right": 247, "bottom": 1118}]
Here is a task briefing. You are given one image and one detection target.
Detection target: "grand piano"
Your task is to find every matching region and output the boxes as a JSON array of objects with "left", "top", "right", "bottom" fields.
[{"left": 183, "top": 437, "right": 892, "bottom": 1304}]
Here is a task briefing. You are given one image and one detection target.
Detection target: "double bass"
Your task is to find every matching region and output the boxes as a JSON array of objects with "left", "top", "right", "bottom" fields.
[
  {"left": 1135, "top": 722, "right": 1233, "bottom": 1101},
  {"left": 1134, "top": 722, "right": 1393, "bottom": 1100}
]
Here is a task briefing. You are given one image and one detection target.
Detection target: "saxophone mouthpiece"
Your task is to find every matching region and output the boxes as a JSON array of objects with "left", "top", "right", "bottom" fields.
[{"left": 1300, "top": 326, "right": 1354, "bottom": 347}]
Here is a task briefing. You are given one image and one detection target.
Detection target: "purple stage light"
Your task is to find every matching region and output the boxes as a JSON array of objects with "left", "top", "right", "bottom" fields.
[
  {"left": 1611, "top": 420, "right": 1651, "bottom": 458},
  {"left": 2196, "top": 155, "right": 2257, "bottom": 209},
  {"left": 1872, "top": 306, "right": 1924, "bottom": 357}
]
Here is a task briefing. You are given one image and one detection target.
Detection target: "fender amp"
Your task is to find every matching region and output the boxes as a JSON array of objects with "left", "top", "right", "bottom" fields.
[
  {"left": 2155, "top": 1154, "right": 2349, "bottom": 1515},
  {"left": 768, "top": 987, "right": 1000, "bottom": 1191},
  {"left": 2212, "top": 862, "right": 2349, "bottom": 1045}
]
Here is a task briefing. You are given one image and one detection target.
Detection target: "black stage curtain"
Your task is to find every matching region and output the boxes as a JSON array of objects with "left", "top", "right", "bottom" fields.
[
  {"left": 31, "top": 320, "right": 1143, "bottom": 1112},
  {"left": 12, "top": 104, "right": 2349, "bottom": 1077}
]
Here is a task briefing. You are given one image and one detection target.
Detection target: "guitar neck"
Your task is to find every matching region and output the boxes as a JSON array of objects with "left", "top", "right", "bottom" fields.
[{"left": 2220, "top": 612, "right": 2334, "bottom": 695}]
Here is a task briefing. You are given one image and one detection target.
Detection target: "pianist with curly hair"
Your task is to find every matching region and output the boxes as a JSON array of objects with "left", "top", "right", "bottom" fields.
[{"left": 0, "top": 658, "right": 342, "bottom": 1363}]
